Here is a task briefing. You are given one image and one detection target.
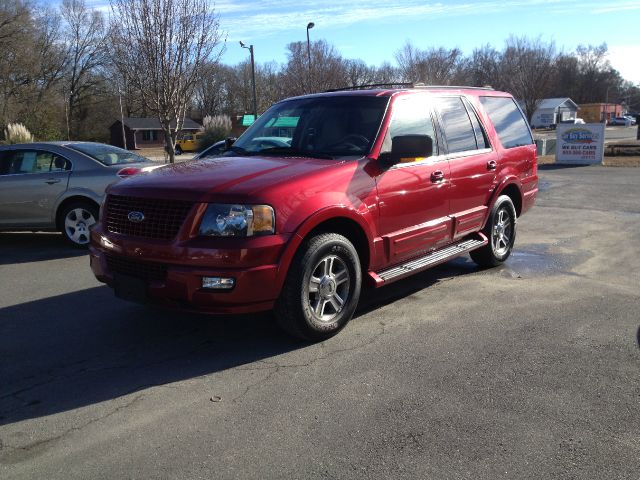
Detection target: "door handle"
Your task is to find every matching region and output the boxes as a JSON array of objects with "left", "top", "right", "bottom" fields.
[
  {"left": 430, "top": 170, "right": 445, "bottom": 182},
  {"left": 487, "top": 160, "right": 497, "bottom": 171},
  {"left": 45, "top": 178, "right": 61, "bottom": 184}
]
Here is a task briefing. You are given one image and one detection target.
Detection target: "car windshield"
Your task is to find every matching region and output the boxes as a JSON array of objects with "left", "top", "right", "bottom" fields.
[
  {"left": 230, "top": 95, "right": 389, "bottom": 159},
  {"left": 67, "top": 143, "right": 149, "bottom": 166}
]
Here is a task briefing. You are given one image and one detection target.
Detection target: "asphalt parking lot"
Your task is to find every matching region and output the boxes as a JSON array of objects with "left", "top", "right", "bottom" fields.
[{"left": 1, "top": 165, "right": 639, "bottom": 479}]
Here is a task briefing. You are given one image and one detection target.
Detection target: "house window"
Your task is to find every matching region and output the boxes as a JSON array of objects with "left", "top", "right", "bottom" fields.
[{"left": 142, "top": 130, "right": 160, "bottom": 141}]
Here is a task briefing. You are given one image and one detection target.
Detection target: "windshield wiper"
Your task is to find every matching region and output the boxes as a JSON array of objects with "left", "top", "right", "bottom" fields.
[{"left": 256, "top": 146, "right": 334, "bottom": 160}]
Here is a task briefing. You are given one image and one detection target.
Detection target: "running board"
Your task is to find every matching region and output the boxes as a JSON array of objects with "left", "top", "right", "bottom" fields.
[{"left": 371, "top": 234, "right": 488, "bottom": 285}]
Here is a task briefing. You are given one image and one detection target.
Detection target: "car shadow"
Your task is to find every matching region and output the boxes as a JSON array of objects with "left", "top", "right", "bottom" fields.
[
  {"left": 0, "top": 255, "right": 484, "bottom": 426},
  {"left": 356, "top": 256, "right": 480, "bottom": 316},
  {"left": 0, "top": 284, "right": 306, "bottom": 426},
  {"left": 0, "top": 232, "right": 86, "bottom": 265}
]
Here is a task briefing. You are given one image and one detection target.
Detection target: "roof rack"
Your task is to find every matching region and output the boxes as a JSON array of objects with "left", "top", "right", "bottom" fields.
[
  {"left": 325, "top": 82, "right": 414, "bottom": 92},
  {"left": 415, "top": 85, "right": 494, "bottom": 90},
  {"left": 325, "top": 83, "right": 494, "bottom": 93}
]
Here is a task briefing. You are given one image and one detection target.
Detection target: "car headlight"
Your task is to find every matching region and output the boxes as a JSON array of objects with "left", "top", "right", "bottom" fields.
[{"left": 199, "top": 204, "right": 275, "bottom": 237}]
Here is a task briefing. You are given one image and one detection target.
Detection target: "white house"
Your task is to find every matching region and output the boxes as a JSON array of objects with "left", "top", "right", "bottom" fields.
[{"left": 530, "top": 98, "right": 579, "bottom": 128}]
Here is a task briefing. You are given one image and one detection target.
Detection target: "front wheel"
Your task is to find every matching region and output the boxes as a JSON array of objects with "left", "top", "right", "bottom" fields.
[
  {"left": 470, "top": 195, "right": 517, "bottom": 267},
  {"left": 274, "top": 233, "right": 362, "bottom": 341},
  {"left": 60, "top": 201, "right": 98, "bottom": 248}
]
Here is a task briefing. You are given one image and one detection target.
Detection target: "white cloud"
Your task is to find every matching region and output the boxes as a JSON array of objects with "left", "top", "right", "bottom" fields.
[{"left": 591, "top": 0, "right": 640, "bottom": 14}]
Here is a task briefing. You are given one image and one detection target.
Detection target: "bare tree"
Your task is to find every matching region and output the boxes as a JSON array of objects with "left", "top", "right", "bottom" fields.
[
  {"left": 499, "top": 36, "right": 557, "bottom": 121},
  {"left": 468, "top": 44, "right": 501, "bottom": 87},
  {"left": 194, "top": 61, "right": 232, "bottom": 117},
  {"left": 0, "top": 0, "right": 32, "bottom": 125},
  {"left": 109, "top": 0, "right": 224, "bottom": 163},
  {"left": 344, "top": 59, "right": 376, "bottom": 87},
  {"left": 372, "top": 62, "right": 400, "bottom": 85},
  {"left": 395, "top": 41, "right": 467, "bottom": 85},
  {"left": 281, "top": 40, "right": 348, "bottom": 96},
  {"left": 0, "top": 0, "right": 68, "bottom": 136},
  {"left": 60, "top": 0, "right": 106, "bottom": 139}
]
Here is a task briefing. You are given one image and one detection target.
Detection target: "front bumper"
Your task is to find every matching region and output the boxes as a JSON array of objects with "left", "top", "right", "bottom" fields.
[{"left": 89, "top": 226, "right": 291, "bottom": 314}]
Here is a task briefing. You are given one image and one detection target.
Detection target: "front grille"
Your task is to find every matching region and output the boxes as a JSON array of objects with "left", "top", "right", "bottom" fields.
[
  {"left": 106, "top": 254, "right": 167, "bottom": 281},
  {"left": 105, "top": 195, "right": 194, "bottom": 240}
]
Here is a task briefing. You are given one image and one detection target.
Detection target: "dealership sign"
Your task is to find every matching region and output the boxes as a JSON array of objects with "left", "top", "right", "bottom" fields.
[{"left": 556, "top": 123, "right": 605, "bottom": 164}]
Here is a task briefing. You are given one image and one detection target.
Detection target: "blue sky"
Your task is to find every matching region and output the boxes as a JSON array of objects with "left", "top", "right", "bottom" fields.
[{"left": 69, "top": 0, "right": 640, "bottom": 83}]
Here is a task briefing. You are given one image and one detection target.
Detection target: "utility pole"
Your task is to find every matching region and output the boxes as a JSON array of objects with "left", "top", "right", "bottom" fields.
[
  {"left": 306, "top": 22, "right": 315, "bottom": 92},
  {"left": 240, "top": 41, "right": 258, "bottom": 121}
]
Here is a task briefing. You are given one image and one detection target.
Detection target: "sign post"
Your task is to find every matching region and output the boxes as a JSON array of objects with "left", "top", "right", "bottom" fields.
[{"left": 556, "top": 123, "right": 605, "bottom": 165}]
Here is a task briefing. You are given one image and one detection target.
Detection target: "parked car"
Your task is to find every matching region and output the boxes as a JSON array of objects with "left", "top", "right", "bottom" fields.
[
  {"left": 0, "top": 142, "right": 156, "bottom": 247},
  {"left": 561, "top": 117, "right": 585, "bottom": 124},
  {"left": 550, "top": 118, "right": 585, "bottom": 129},
  {"left": 192, "top": 140, "right": 226, "bottom": 160},
  {"left": 175, "top": 132, "right": 204, "bottom": 154},
  {"left": 609, "top": 117, "right": 632, "bottom": 126},
  {"left": 623, "top": 115, "right": 637, "bottom": 125},
  {"left": 90, "top": 86, "right": 538, "bottom": 340}
]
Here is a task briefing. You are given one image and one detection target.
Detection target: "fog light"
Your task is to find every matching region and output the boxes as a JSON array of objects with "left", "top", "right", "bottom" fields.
[{"left": 202, "top": 277, "right": 235, "bottom": 290}]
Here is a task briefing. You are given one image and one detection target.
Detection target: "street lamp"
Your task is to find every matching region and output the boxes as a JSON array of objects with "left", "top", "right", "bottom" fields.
[
  {"left": 306, "top": 22, "right": 315, "bottom": 74},
  {"left": 240, "top": 41, "right": 258, "bottom": 122}
]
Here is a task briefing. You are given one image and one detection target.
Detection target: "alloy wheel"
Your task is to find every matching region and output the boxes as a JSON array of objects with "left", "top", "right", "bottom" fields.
[{"left": 307, "top": 254, "right": 351, "bottom": 323}]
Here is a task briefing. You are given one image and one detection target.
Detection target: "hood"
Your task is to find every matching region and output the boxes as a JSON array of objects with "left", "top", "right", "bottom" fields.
[{"left": 108, "top": 155, "right": 341, "bottom": 202}]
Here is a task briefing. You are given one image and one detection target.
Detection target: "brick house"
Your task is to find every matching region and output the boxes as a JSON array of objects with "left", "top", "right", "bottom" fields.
[{"left": 109, "top": 117, "right": 201, "bottom": 150}]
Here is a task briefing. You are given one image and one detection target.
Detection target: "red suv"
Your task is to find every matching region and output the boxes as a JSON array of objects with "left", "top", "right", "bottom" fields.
[{"left": 90, "top": 86, "right": 537, "bottom": 340}]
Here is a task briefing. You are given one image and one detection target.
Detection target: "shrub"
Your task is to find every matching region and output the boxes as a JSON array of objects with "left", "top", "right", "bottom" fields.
[
  {"left": 198, "top": 114, "right": 232, "bottom": 151},
  {"left": 3, "top": 123, "right": 34, "bottom": 144}
]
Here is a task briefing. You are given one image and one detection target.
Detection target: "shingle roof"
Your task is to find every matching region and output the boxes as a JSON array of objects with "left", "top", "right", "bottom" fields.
[{"left": 114, "top": 117, "right": 201, "bottom": 130}]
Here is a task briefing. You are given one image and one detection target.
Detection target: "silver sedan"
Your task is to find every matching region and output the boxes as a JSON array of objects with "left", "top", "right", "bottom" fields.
[{"left": 0, "top": 142, "right": 155, "bottom": 247}]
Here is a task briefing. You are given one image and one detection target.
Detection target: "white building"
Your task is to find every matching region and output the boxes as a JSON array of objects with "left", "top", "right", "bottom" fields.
[{"left": 530, "top": 98, "right": 579, "bottom": 128}]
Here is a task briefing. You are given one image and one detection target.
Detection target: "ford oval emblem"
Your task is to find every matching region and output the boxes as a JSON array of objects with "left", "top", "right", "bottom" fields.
[{"left": 128, "top": 211, "right": 145, "bottom": 223}]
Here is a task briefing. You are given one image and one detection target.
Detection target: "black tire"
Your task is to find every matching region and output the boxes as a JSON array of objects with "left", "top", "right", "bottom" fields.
[
  {"left": 274, "top": 233, "right": 362, "bottom": 341},
  {"left": 470, "top": 195, "right": 517, "bottom": 267},
  {"left": 59, "top": 201, "right": 99, "bottom": 248}
]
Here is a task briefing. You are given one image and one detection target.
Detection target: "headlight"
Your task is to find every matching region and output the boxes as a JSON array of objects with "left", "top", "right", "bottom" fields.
[{"left": 199, "top": 204, "right": 275, "bottom": 237}]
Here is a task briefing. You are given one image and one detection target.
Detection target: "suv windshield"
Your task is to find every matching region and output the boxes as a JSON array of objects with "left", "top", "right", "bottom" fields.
[
  {"left": 67, "top": 143, "right": 149, "bottom": 166},
  {"left": 231, "top": 95, "right": 389, "bottom": 159}
]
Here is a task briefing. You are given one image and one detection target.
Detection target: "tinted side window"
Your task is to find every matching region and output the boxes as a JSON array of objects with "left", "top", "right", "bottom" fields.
[
  {"left": 382, "top": 96, "right": 437, "bottom": 156},
  {"left": 1, "top": 150, "right": 70, "bottom": 174},
  {"left": 437, "top": 97, "right": 477, "bottom": 153},
  {"left": 462, "top": 97, "right": 489, "bottom": 149},
  {"left": 8, "top": 150, "right": 39, "bottom": 174},
  {"left": 0, "top": 151, "right": 10, "bottom": 175},
  {"left": 480, "top": 96, "right": 534, "bottom": 148}
]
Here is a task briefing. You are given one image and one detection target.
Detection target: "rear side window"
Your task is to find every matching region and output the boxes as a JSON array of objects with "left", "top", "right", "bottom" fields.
[
  {"left": 0, "top": 150, "right": 69, "bottom": 174},
  {"left": 480, "top": 96, "right": 534, "bottom": 148},
  {"left": 437, "top": 97, "right": 478, "bottom": 153}
]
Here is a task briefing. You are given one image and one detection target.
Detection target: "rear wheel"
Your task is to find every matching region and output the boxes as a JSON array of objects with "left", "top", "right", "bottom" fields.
[
  {"left": 274, "top": 233, "right": 361, "bottom": 341},
  {"left": 470, "top": 195, "right": 516, "bottom": 267},
  {"left": 59, "top": 201, "right": 98, "bottom": 248}
]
